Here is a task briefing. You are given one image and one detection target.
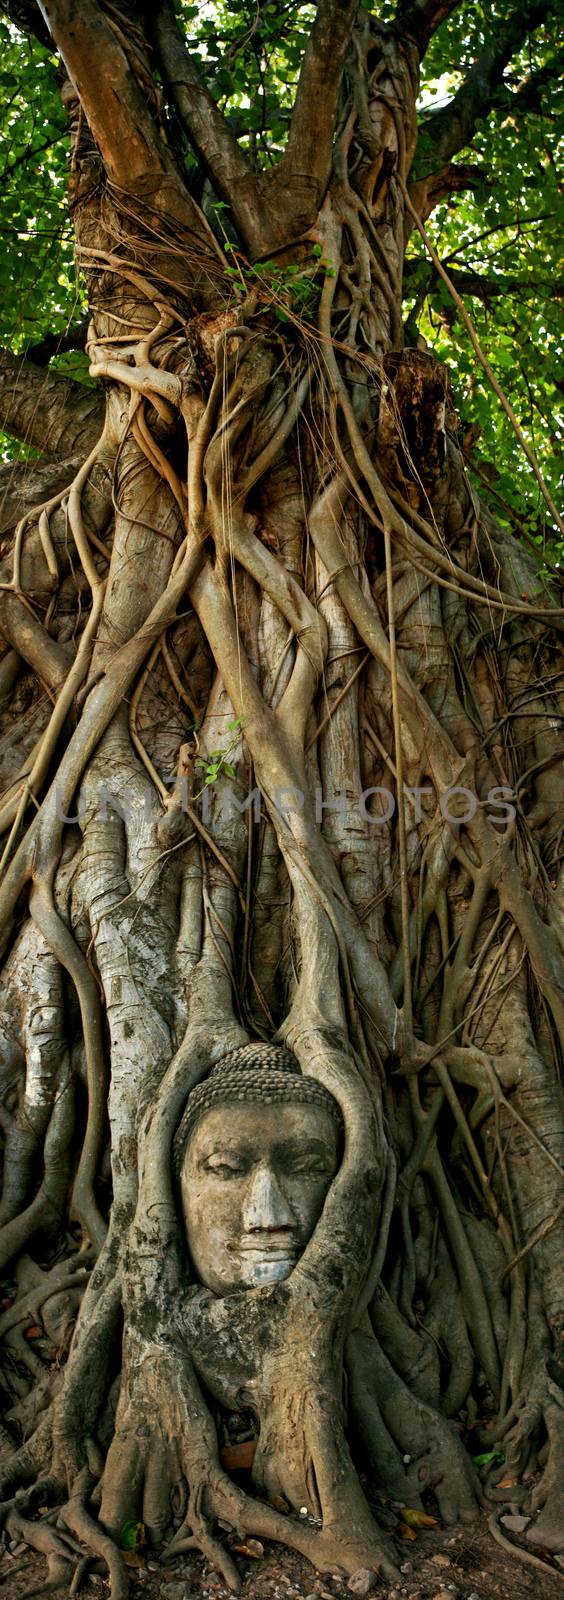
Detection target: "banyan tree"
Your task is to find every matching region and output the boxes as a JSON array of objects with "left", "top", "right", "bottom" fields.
[{"left": 0, "top": 0, "right": 563, "bottom": 1594}]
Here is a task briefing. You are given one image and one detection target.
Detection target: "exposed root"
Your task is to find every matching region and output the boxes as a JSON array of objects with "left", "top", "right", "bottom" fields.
[
  {"left": 20, "top": 1559, "right": 73, "bottom": 1600},
  {"left": 488, "top": 1508, "right": 564, "bottom": 1583},
  {"left": 64, "top": 1467, "right": 130, "bottom": 1600}
]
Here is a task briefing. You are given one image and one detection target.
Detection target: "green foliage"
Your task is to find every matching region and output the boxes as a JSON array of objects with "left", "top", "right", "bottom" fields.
[
  {"left": 177, "top": 0, "right": 317, "bottom": 161},
  {"left": 195, "top": 718, "right": 246, "bottom": 786},
  {"left": 196, "top": 750, "right": 238, "bottom": 785},
  {"left": 223, "top": 240, "right": 335, "bottom": 321},
  {"left": 0, "top": 19, "right": 80, "bottom": 353},
  {"left": 408, "top": 6, "right": 563, "bottom": 561},
  {"left": 118, "top": 1519, "right": 144, "bottom": 1551}
]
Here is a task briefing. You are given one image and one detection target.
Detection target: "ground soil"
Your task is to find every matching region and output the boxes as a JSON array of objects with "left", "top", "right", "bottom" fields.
[{"left": 1, "top": 1511, "right": 563, "bottom": 1600}]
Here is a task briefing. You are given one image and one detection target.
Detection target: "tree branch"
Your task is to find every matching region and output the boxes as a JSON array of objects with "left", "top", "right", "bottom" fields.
[
  {"left": 152, "top": 0, "right": 360, "bottom": 258},
  {"left": 410, "top": 160, "right": 489, "bottom": 216},
  {"left": 149, "top": 0, "right": 263, "bottom": 252},
  {"left": 0, "top": 452, "right": 85, "bottom": 536},
  {"left": 37, "top": 0, "right": 168, "bottom": 190},
  {"left": 0, "top": 349, "right": 103, "bottom": 458},
  {"left": 404, "top": 257, "right": 563, "bottom": 305},
  {"left": 399, "top": 174, "right": 564, "bottom": 535},
  {"left": 419, "top": 0, "right": 552, "bottom": 166},
  {"left": 280, "top": 0, "right": 358, "bottom": 203},
  {"left": 26, "top": 319, "right": 89, "bottom": 368},
  {"left": 36, "top": 0, "right": 226, "bottom": 305},
  {"left": 495, "top": 61, "right": 560, "bottom": 123},
  {"left": 149, "top": 0, "right": 278, "bottom": 259},
  {"left": 395, "top": 0, "right": 461, "bottom": 58}
]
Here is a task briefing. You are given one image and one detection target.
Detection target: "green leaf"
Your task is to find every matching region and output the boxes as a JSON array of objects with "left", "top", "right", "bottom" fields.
[
  {"left": 118, "top": 1521, "right": 144, "bottom": 1552},
  {"left": 472, "top": 1449, "right": 505, "bottom": 1467}
]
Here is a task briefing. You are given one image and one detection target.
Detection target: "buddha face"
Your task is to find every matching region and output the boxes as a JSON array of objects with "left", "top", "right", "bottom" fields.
[{"left": 180, "top": 1100, "right": 339, "bottom": 1295}]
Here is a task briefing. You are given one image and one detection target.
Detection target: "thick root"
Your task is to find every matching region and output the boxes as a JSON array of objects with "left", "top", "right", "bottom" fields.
[
  {"left": 347, "top": 1323, "right": 480, "bottom": 1526},
  {"left": 19, "top": 1554, "right": 73, "bottom": 1600},
  {"left": 165, "top": 1459, "right": 400, "bottom": 1588},
  {"left": 525, "top": 1399, "right": 564, "bottom": 1552},
  {"left": 98, "top": 1334, "right": 399, "bottom": 1587},
  {"left": 63, "top": 1467, "right": 130, "bottom": 1600}
]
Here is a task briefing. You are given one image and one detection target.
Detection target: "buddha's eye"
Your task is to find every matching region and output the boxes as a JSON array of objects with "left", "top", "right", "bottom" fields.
[
  {"left": 287, "top": 1156, "right": 332, "bottom": 1176},
  {"left": 203, "top": 1154, "right": 244, "bottom": 1177}
]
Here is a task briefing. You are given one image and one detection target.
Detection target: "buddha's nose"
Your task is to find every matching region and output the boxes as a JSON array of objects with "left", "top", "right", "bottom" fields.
[{"left": 242, "top": 1163, "right": 296, "bottom": 1232}]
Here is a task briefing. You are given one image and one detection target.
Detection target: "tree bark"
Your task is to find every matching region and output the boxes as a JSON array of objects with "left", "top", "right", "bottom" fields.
[{"left": 1, "top": 2, "right": 563, "bottom": 1595}]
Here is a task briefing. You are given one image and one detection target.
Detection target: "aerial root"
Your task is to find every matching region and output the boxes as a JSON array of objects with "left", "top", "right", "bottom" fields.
[
  {"left": 0, "top": 1254, "right": 93, "bottom": 1340},
  {"left": 488, "top": 1508, "right": 564, "bottom": 1583},
  {"left": 477, "top": 1353, "right": 564, "bottom": 1561},
  {"left": 525, "top": 1397, "right": 564, "bottom": 1553},
  {"left": 4, "top": 1503, "right": 82, "bottom": 1571},
  {"left": 346, "top": 1318, "right": 480, "bottom": 1527},
  {"left": 69, "top": 1554, "right": 95, "bottom": 1595},
  {"left": 164, "top": 1484, "right": 242, "bottom": 1591},
  {"left": 99, "top": 1326, "right": 399, "bottom": 1589},
  {"left": 63, "top": 1467, "right": 129, "bottom": 1600},
  {"left": 5, "top": 426, "right": 111, "bottom": 602},
  {"left": 1, "top": 180, "right": 564, "bottom": 1600},
  {"left": 0, "top": 1469, "right": 129, "bottom": 1599},
  {"left": 163, "top": 1465, "right": 400, "bottom": 1590}
]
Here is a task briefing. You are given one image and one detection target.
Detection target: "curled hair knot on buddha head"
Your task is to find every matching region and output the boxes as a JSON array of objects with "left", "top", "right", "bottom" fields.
[{"left": 173, "top": 1040, "right": 343, "bottom": 1181}]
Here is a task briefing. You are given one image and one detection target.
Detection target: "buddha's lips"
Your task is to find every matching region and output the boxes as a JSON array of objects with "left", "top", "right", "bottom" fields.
[{"left": 234, "top": 1239, "right": 298, "bottom": 1257}]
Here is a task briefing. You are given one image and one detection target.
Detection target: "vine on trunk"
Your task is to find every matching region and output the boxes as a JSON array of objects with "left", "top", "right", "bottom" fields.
[{"left": 0, "top": 3, "right": 563, "bottom": 1597}]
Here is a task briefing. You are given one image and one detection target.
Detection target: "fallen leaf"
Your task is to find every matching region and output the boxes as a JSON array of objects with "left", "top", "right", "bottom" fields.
[
  {"left": 269, "top": 1495, "right": 290, "bottom": 1514},
  {"left": 496, "top": 1476, "right": 520, "bottom": 1489},
  {"left": 400, "top": 1507, "right": 440, "bottom": 1528},
  {"left": 123, "top": 1550, "right": 147, "bottom": 1569},
  {"left": 398, "top": 1523, "right": 418, "bottom": 1541},
  {"left": 220, "top": 1440, "right": 257, "bottom": 1471},
  {"left": 231, "top": 1537, "right": 264, "bottom": 1558},
  {"left": 25, "top": 1325, "right": 43, "bottom": 1340},
  {"left": 472, "top": 1449, "right": 505, "bottom": 1467}
]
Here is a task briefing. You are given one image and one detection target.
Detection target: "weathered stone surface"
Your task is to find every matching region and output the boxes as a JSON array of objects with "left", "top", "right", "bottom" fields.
[
  {"left": 178, "top": 1046, "right": 340, "bottom": 1295},
  {"left": 500, "top": 1512, "right": 530, "bottom": 1534},
  {"left": 347, "top": 1570, "right": 375, "bottom": 1596}
]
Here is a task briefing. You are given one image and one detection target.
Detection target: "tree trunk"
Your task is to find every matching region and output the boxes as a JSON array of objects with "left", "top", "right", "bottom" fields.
[{"left": 1, "top": 2, "right": 563, "bottom": 1595}]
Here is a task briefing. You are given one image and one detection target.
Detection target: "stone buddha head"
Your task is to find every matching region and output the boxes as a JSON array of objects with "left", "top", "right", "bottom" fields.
[{"left": 174, "top": 1043, "right": 342, "bottom": 1296}]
